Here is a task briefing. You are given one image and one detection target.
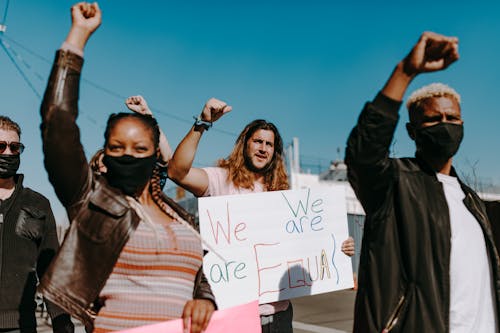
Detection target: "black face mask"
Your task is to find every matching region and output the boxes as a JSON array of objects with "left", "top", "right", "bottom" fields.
[
  {"left": 415, "top": 122, "right": 464, "bottom": 161},
  {"left": 102, "top": 154, "right": 156, "bottom": 196},
  {"left": 0, "top": 154, "right": 20, "bottom": 179}
]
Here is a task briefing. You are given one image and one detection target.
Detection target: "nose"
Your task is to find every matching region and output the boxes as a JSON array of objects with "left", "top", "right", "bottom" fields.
[
  {"left": 2, "top": 144, "right": 17, "bottom": 155},
  {"left": 440, "top": 113, "right": 448, "bottom": 123},
  {"left": 123, "top": 147, "right": 135, "bottom": 156}
]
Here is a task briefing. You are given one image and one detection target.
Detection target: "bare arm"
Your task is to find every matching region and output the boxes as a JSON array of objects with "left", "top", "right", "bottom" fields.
[
  {"left": 382, "top": 31, "right": 459, "bottom": 101},
  {"left": 65, "top": 2, "right": 101, "bottom": 53},
  {"left": 167, "top": 98, "right": 232, "bottom": 197}
]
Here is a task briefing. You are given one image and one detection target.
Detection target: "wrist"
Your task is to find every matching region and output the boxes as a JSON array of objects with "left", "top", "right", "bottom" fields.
[
  {"left": 193, "top": 115, "right": 212, "bottom": 131},
  {"left": 399, "top": 60, "right": 417, "bottom": 80},
  {"left": 65, "top": 26, "right": 92, "bottom": 51}
]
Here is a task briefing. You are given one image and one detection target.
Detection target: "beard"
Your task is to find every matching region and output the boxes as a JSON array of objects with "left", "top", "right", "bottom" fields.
[{"left": 243, "top": 151, "right": 274, "bottom": 174}]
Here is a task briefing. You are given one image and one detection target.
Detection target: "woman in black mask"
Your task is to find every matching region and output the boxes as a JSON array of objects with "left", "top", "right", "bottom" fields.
[
  {"left": 38, "top": 3, "right": 216, "bottom": 333},
  {"left": 90, "top": 95, "right": 172, "bottom": 191}
]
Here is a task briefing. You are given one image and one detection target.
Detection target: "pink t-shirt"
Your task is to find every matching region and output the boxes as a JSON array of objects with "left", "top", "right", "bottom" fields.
[{"left": 202, "top": 167, "right": 290, "bottom": 316}]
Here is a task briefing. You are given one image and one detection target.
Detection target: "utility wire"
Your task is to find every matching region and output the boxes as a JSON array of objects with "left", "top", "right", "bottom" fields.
[
  {"left": 3, "top": 36, "right": 331, "bottom": 168},
  {"left": 1, "top": 37, "right": 104, "bottom": 128},
  {"left": 0, "top": 39, "right": 41, "bottom": 99},
  {"left": 0, "top": 0, "right": 9, "bottom": 30},
  {"left": 2, "top": 35, "right": 238, "bottom": 137}
]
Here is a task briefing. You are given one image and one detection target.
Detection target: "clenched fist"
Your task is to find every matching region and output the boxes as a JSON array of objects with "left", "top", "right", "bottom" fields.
[
  {"left": 200, "top": 98, "right": 232, "bottom": 124},
  {"left": 402, "top": 31, "right": 459, "bottom": 76},
  {"left": 65, "top": 2, "right": 102, "bottom": 51},
  {"left": 125, "top": 95, "right": 153, "bottom": 116},
  {"left": 71, "top": 2, "right": 101, "bottom": 34}
]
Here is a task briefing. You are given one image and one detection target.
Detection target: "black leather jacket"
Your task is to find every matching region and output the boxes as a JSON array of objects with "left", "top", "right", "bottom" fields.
[
  {"left": 38, "top": 50, "right": 215, "bottom": 329},
  {"left": 346, "top": 93, "right": 500, "bottom": 332},
  {"left": 0, "top": 174, "right": 72, "bottom": 333}
]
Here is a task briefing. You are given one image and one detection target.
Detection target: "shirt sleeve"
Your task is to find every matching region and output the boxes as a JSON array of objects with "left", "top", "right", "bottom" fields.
[{"left": 201, "top": 167, "right": 228, "bottom": 197}]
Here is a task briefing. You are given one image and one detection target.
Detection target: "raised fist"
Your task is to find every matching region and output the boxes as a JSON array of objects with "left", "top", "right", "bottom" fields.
[
  {"left": 403, "top": 31, "right": 459, "bottom": 76},
  {"left": 200, "top": 98, "right": 232, "bottom": 123},
  {"left": 125, "top": 95, "right": 152, "bottom": 116},
  {"left": 70, "top": 2, "right": 101, "bottom": 35}
]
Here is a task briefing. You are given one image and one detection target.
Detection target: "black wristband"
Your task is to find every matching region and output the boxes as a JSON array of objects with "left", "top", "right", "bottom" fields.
[{"left": 193, "top": 115, "right": 212, "bottom": 131}]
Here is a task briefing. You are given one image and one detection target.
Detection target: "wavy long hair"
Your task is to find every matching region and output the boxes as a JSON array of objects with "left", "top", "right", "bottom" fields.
[{"left": 218, "top": 119, "right": 289, "bottom": 191}]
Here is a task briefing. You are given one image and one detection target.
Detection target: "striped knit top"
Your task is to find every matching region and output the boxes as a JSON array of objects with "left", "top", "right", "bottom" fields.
[{"left": 93, "top": 205, "right": 203, "bottom": 333}]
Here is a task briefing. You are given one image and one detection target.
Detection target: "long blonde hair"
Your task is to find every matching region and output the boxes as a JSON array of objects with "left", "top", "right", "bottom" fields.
[{"left": 218, "top": 119, "right": 289, "bottom": 191}]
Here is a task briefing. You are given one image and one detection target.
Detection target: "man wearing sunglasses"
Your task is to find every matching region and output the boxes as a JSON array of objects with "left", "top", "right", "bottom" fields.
[{"left": 0, "top": 116, "right": 73, "bottom": 333}]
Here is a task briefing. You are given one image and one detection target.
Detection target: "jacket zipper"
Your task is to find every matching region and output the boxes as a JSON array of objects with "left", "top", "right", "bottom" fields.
[{"left": 383, "top": 294, "right": 406, "bottom": 332}]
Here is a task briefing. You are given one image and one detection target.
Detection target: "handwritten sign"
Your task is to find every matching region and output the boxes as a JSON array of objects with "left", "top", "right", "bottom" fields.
[
  {"left": 199, "top": 186, "right": 353, "bottom": 309},
  {"left": 117, "top": 301, "right": 260, "bottom": 333}
]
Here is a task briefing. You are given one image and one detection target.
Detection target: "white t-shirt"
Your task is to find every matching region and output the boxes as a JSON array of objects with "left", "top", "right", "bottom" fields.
[
  {"left": 437, "top": 173, "right": 498, "bottom": 332},
  {"left": 202, "top": 167, "right": 289, "bottom": 316}
]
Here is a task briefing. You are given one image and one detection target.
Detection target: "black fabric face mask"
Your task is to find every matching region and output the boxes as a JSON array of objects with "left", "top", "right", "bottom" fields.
[
  {"left": 0, "top": 154, "right": 20, "bottom": 179},
  {"left": 415, "top": 122, "right": 464, "bottom": 160},
  {"left": 102, "top": 154, "right": 156, "bottom": 196}
]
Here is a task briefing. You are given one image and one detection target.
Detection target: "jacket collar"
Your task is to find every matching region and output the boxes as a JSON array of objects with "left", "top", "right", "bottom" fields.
[{"left": 90, "top": 175, "right": 130, "bottom": 217}]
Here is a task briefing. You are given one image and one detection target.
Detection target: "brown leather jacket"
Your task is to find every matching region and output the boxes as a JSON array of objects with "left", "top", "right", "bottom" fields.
[{"left": 38, "top": 49, "right": 216, "bottom": 329}]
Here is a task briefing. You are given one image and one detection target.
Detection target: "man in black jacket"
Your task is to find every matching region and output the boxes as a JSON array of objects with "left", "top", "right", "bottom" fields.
[
  {"left": 346, "top": 32, "right": 500, "bottom": 332},
  {"left": 0, "top": 116, "right": 73, "bottom": 333}
]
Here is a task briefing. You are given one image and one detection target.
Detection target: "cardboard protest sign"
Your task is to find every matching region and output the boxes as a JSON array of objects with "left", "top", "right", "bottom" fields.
[
  {"left": 199, "top": 186, "right": 353, "bottom": 309},
  {"left": 117, "top": 301, "right": 260, "bottom": 333}
]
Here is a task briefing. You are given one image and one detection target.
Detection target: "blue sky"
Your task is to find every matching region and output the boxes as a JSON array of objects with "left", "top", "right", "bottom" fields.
[{"left": 1, "top": 1, "right": 500, "bottom": 222}]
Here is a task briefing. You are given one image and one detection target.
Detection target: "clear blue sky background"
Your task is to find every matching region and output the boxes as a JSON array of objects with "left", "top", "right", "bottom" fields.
[{"left": 1, "top": 0, "right": 499, "bottom": 223}]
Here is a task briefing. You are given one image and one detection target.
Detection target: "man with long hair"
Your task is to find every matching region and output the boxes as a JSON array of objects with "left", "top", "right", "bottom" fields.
[{"left": 168, "top": 98, "right": 355, "bottom": 333}]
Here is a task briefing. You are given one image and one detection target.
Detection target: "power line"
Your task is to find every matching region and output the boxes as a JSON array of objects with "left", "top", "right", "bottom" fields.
[
  {"left": 3, "top": 36, "right": 335, "bottom": 173},
  {"left": 1, "top": 37, "right": 104, "bottom": 128},
  {"left": 2, "top": 35, "right": 238, "bottom": 137},
  {"left": 0, "top": 39, "right": 41, "bottom": 98},
  {"left": 0, "top": 0, "right": 9, "bottom": 33}
]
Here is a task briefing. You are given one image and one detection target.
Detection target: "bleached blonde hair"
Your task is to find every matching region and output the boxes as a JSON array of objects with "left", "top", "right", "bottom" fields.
[{"left": 406, "top": 83, "right": 461, "bottom": 110}]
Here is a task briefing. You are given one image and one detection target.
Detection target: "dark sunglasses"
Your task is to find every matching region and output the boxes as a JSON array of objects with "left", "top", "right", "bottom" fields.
[{"left": 0, "top": 141, "right": 25, "bottom": 155}]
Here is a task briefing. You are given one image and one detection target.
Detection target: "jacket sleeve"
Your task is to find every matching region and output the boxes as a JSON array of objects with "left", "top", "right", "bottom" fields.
[
  {"left": 193, "top": 266, "right": 217, "bottom": 309},
  {"left": 345, "top": 92, "right": 401, "bottom": 215},
  {"left": 40, "top": 49, "right": 90, "bottom": 214}
]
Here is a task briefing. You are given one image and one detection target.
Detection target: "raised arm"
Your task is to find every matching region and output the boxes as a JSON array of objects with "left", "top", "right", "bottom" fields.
[
  {"left": 382, "top": 31, "right": 459, "bottom": 100},
  {"left": 40, "top": 2, "right": 101, "bottom": 209},
  {"left": 345, "top": 32, "right": 459, "bottom": 213},
  {"left": 125, "top": 95, "right": 173, "bottom": 163},
  {"left": 167, "top": 98, "right": 231, "bottom": 197}
]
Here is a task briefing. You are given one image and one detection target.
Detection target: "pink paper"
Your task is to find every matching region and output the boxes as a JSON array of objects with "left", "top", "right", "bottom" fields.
[{"left": 118, "top": 300, "right": 261, "bottom": 333}]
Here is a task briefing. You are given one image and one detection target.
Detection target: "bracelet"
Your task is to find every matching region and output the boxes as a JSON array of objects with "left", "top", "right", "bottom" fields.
[{"left": 193, "top": 115, "right": 212, "bottom": 131}]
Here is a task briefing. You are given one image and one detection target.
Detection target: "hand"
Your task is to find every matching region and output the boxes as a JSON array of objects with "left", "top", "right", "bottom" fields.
[
  {"left": 125, "top": 95, "right": 153, "bottom": 116},
  {"left": 341, "top": 236, "right": 355, "bottom": 257},
  {"left": 402, "top": 31, "right": 459, "bottom": 76},
  {"left": 71, "top": 2, "right": 101, "bottom": 35},
  {"left": 66, "top": 2, "right": 102, "bottom": 51},
  {"left": 182, "top": 299, "right": 215, "bottom": 333},
  {"left": 200, "top": 98, "right": 232, "bottom": 123}
]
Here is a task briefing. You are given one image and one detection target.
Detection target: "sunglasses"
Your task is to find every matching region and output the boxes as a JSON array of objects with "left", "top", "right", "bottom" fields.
[{"left": 0, "top": 141, "right": 25, "bottom": 155}]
